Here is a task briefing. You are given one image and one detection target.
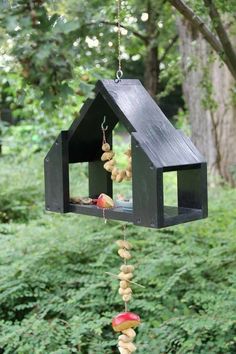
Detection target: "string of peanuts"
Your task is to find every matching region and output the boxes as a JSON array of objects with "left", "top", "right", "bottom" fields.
[
  {"left": 105, "top": 223, "right": 142, "bottom": 352},
  {"left": 112, "top": 226, "right": 139, "bottom": 354},
  {"left": 117, "top": 328, "right": 137, "bottom": 354},
  {"left": 101, "top": 121, "right": 132, "bottom": 183},
  {"left": 117, "top": 237, "right": 133, "bottom": 306},
  {"left": 100, "top": 118, "right": 141, "bottom": 352}
]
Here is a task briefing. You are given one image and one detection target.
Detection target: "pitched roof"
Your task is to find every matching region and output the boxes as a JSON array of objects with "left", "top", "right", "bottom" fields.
[{"left": 68, "top": 79, "right": 205, "bottom": 168}]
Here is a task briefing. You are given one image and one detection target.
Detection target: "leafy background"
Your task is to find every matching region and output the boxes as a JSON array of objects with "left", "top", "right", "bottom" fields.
[
  {"left": 0, "top": 0, "right": 236, "bottom": 353},
  {"left": 0, "top": 153, "right": 236, "bottom": 353}
]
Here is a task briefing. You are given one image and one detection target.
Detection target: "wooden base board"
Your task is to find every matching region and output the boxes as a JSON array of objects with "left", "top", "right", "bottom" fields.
[{"left": 68, "top": 203, "right": 204, "bottom": 228}]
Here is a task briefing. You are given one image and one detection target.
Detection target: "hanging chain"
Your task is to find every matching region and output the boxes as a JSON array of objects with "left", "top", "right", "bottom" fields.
[{"left": 116, "top": 0, "right": 123, "bottom": 82}]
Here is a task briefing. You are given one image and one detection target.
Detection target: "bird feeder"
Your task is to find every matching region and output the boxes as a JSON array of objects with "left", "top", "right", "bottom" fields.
[{"left": 44, "top": 79, "right": 208, "bottom": 228}]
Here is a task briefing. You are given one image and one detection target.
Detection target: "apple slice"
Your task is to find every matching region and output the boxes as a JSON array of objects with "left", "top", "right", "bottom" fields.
[
  {"left": 96, "top": 193, "right": 114, "bottom": 209},
  {"left": 112, "top": 312, "right": 141, "bottom": 332}
]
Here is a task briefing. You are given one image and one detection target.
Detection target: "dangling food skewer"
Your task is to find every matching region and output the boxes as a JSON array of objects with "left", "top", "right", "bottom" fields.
[
  {"left": 110, "top": 225, "right": 141, "bottom": 353},
  {"left": 101, "top": 116, "right": 132, "bottom": 183},
  {"left": 107, "top": 3, "right": 141, "bottom": 352}
]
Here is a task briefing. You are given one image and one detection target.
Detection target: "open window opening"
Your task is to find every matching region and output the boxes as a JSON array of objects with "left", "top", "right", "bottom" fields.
[
  {"left": 69, "top": 162, "right": 89, "bottom": 204},
  {"left": 112, "top": 122, "right": 133, "bottom": 213},
  {"left": 163, "top": 171, "right": 178, "bottom": 209},
  {"left": 67, "top": 120, "right": 134, "bottom": 222},
  {"left": 162, "top": 165, "right": 205, "bottom": 227}
]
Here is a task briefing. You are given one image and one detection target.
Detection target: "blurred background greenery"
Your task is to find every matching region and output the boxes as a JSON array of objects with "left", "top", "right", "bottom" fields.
[{"left": 0, "top": 0, "right": 236, "bottom": 353}]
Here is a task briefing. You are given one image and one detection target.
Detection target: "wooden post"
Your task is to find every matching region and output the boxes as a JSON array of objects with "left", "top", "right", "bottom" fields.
[
  {"left": 44, "top": 131, "right": 69, "bottom": 213},
  {"left": 177, "top": 163, "right": 208, "bottom": 216}
]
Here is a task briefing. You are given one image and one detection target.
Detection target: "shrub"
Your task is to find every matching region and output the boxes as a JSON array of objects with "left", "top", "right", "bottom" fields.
[
  {"left": 0, "top": 155, "right": 43, "bottom": 223},
  {"left": 0, "top": 183, "right": 235, "bottom": 353},
  {"left": 0, "top": 151, "right": 236, "bottom": 353}
]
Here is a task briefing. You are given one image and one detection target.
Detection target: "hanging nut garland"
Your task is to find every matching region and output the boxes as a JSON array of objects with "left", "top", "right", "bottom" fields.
[
  {"left": 116, "top": 239, "right": 133, "bottom": 303},
  {"left": 111, "top": 235, "right": 141, "bottom": 353},
  {"left": 101, "top": 143, "right": 132, "bottom": 183},
  {"left": 112, "top": 313, "right": 140, "bottom": 353}
]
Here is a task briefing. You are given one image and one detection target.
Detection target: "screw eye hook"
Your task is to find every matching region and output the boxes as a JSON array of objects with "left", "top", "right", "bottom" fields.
[
  {"left": 101, "top": 116, "right": 108, "bottom": 131},
  {"left": 115, "top": 69, "right": 123, "bottom": 83}
]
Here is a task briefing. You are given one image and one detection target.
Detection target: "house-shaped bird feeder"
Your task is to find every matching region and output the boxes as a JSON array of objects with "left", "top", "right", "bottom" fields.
[{"left": 44, "top": 79, "right": 208, "bottom": 228}]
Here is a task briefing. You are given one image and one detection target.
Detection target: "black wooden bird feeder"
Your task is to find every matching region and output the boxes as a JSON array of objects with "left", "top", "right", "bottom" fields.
[{"left": 44, "top": 79, "right": 208, "bottom": 228}]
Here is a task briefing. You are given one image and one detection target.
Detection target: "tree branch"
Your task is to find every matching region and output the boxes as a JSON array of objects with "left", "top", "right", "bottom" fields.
[
  {"left": 168, "top": 0, "right": 222, "bottom": 53},
  {"left": 85, "top": 21, "right": 149, "bottom": 44},
  {"left": 159, "top": 34, "right": 178, "bottom": 62},
  {"left": 168, "top": 0, "right": 236, "bottom": 80},
  {"left": 203, "top": 0, "right": 236, "bottom": 75}
]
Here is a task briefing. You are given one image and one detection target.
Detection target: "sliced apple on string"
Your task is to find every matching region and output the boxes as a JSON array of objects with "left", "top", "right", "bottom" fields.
[{"left": 96, "top": 193, "right": 114, "bottom": 209}]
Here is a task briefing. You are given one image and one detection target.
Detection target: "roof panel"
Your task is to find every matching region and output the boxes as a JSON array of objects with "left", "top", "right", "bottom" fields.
[{"left": 97, "top": 79, "right": 205, "bottom": 167}]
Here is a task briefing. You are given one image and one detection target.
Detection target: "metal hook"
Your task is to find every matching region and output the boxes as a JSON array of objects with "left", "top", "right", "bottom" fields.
[
  {"left": 115, "top": 69, "right": 123, "bottom": 83},
  {"left": 101, "top": 116, "right": 108, "bottom": 131}
]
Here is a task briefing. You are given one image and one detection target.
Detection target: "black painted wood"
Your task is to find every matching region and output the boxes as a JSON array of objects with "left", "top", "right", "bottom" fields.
[
  {"left": 68, "top": 94, "right": 118, "bottom": 163},
  {"left": 68, "top": 204, "right": 203, "bottom": 228},
  {"left": 68, "top": 203, "right": 133, "bottom": 222},
  {"left": 200, "top": 163, "right": 208, "bottom": 218},
  {"left": 44, "top": 131, "right": 69, "bottom": 212},
  {"left": 67, "top": 80, "right": 204, "bottom": 167},
  {"left": 96, "top": 80, "right": 204, "bottom": 168},
  {"left": 163, "top": 206, "right": 203, "bottom": 227},
  {"left": 132, "top": 134, "right": 164, "bottom": 228},
  {"left": 89, "top": 161, "right": 113, "bottom": 199},
  {"left": 44, "top": 79, "right": 208, "bottom": 228},
  {"left": 177, "top": 162, "right": 208, "bottom": 216}
]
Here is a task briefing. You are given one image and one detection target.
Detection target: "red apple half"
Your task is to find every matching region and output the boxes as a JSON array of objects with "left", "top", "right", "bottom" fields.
[
  {"left": 96, "top": 193, "right": 114, "bottom": 209},
  {"left": 112, "top": 312, "right": 141, "bottom": 332}
]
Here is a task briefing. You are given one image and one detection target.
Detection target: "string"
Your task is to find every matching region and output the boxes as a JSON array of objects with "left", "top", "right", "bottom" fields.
[
  {"left": 116, "top": 0, "right": 123, "bottom": 81},
  {"left": 101, "top": 116, "right": 108, "bottom": 145},
  {"left": 123, "top": 224, "right": 128, "bottom": 312},
  {"left": 105, "top": 272, "right": 145, "bottom": 288},
  {"left": 102, "top": 129, "right": 107, "bottom": 145},
  {"left": 101, "top": 116, "right": 108, "bottom": 224},
  {"left": 123, "top": 224, "right": 127, "bottom": 266},
  {"left": 102, "top": 208, "right": 107, "bottom": 224}
]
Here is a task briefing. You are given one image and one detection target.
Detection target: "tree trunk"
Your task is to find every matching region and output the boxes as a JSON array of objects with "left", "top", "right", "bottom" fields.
[
  {"left": 144, "top": 1, "right": 159, "bottom": 96},
  {"left": 144, "top": 45, "right": 159, "bottom": 96},
  {"left": 177, "top": 18, "right": 236, "bottom": 186}
]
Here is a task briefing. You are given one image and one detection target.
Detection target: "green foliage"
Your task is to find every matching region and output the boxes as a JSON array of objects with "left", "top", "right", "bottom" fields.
[
  {"left": 0, "top": 0, "right": 180, "bottom": 108},
  {"left": 0, "top": 68, "right": 92, "bottom": 155},
  {"left": 158, "top": 55, "right": 183, "bottom": 100},
  {"left": 185, "top": 0, "right": 236, "bottom": 18},
  {"left": 231, "top": 85, "right": 236, "bottom": 105},
  {"left": 200, "top": 64, "right": 218, "bottom": 111},
  {"left": 0, "top": 155, "right": 43, "bottom": 222},
  {"left": 174, "top": 108, "right": 191, "bottom": 137},
  {"left": 0, "top": 0, "right": 236, "bottom": 351},
  {"left": 0, "top": 153, "right": 236, "bottom": 353},
  {"left": 0, "top": 0, "right": 76, "bottom": 103},
  {"left": 0, "top": 1, "right": 100, "bottom": 110},
  {"left": 0, "top": 0, "right": 183, "bottom": 161}
]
